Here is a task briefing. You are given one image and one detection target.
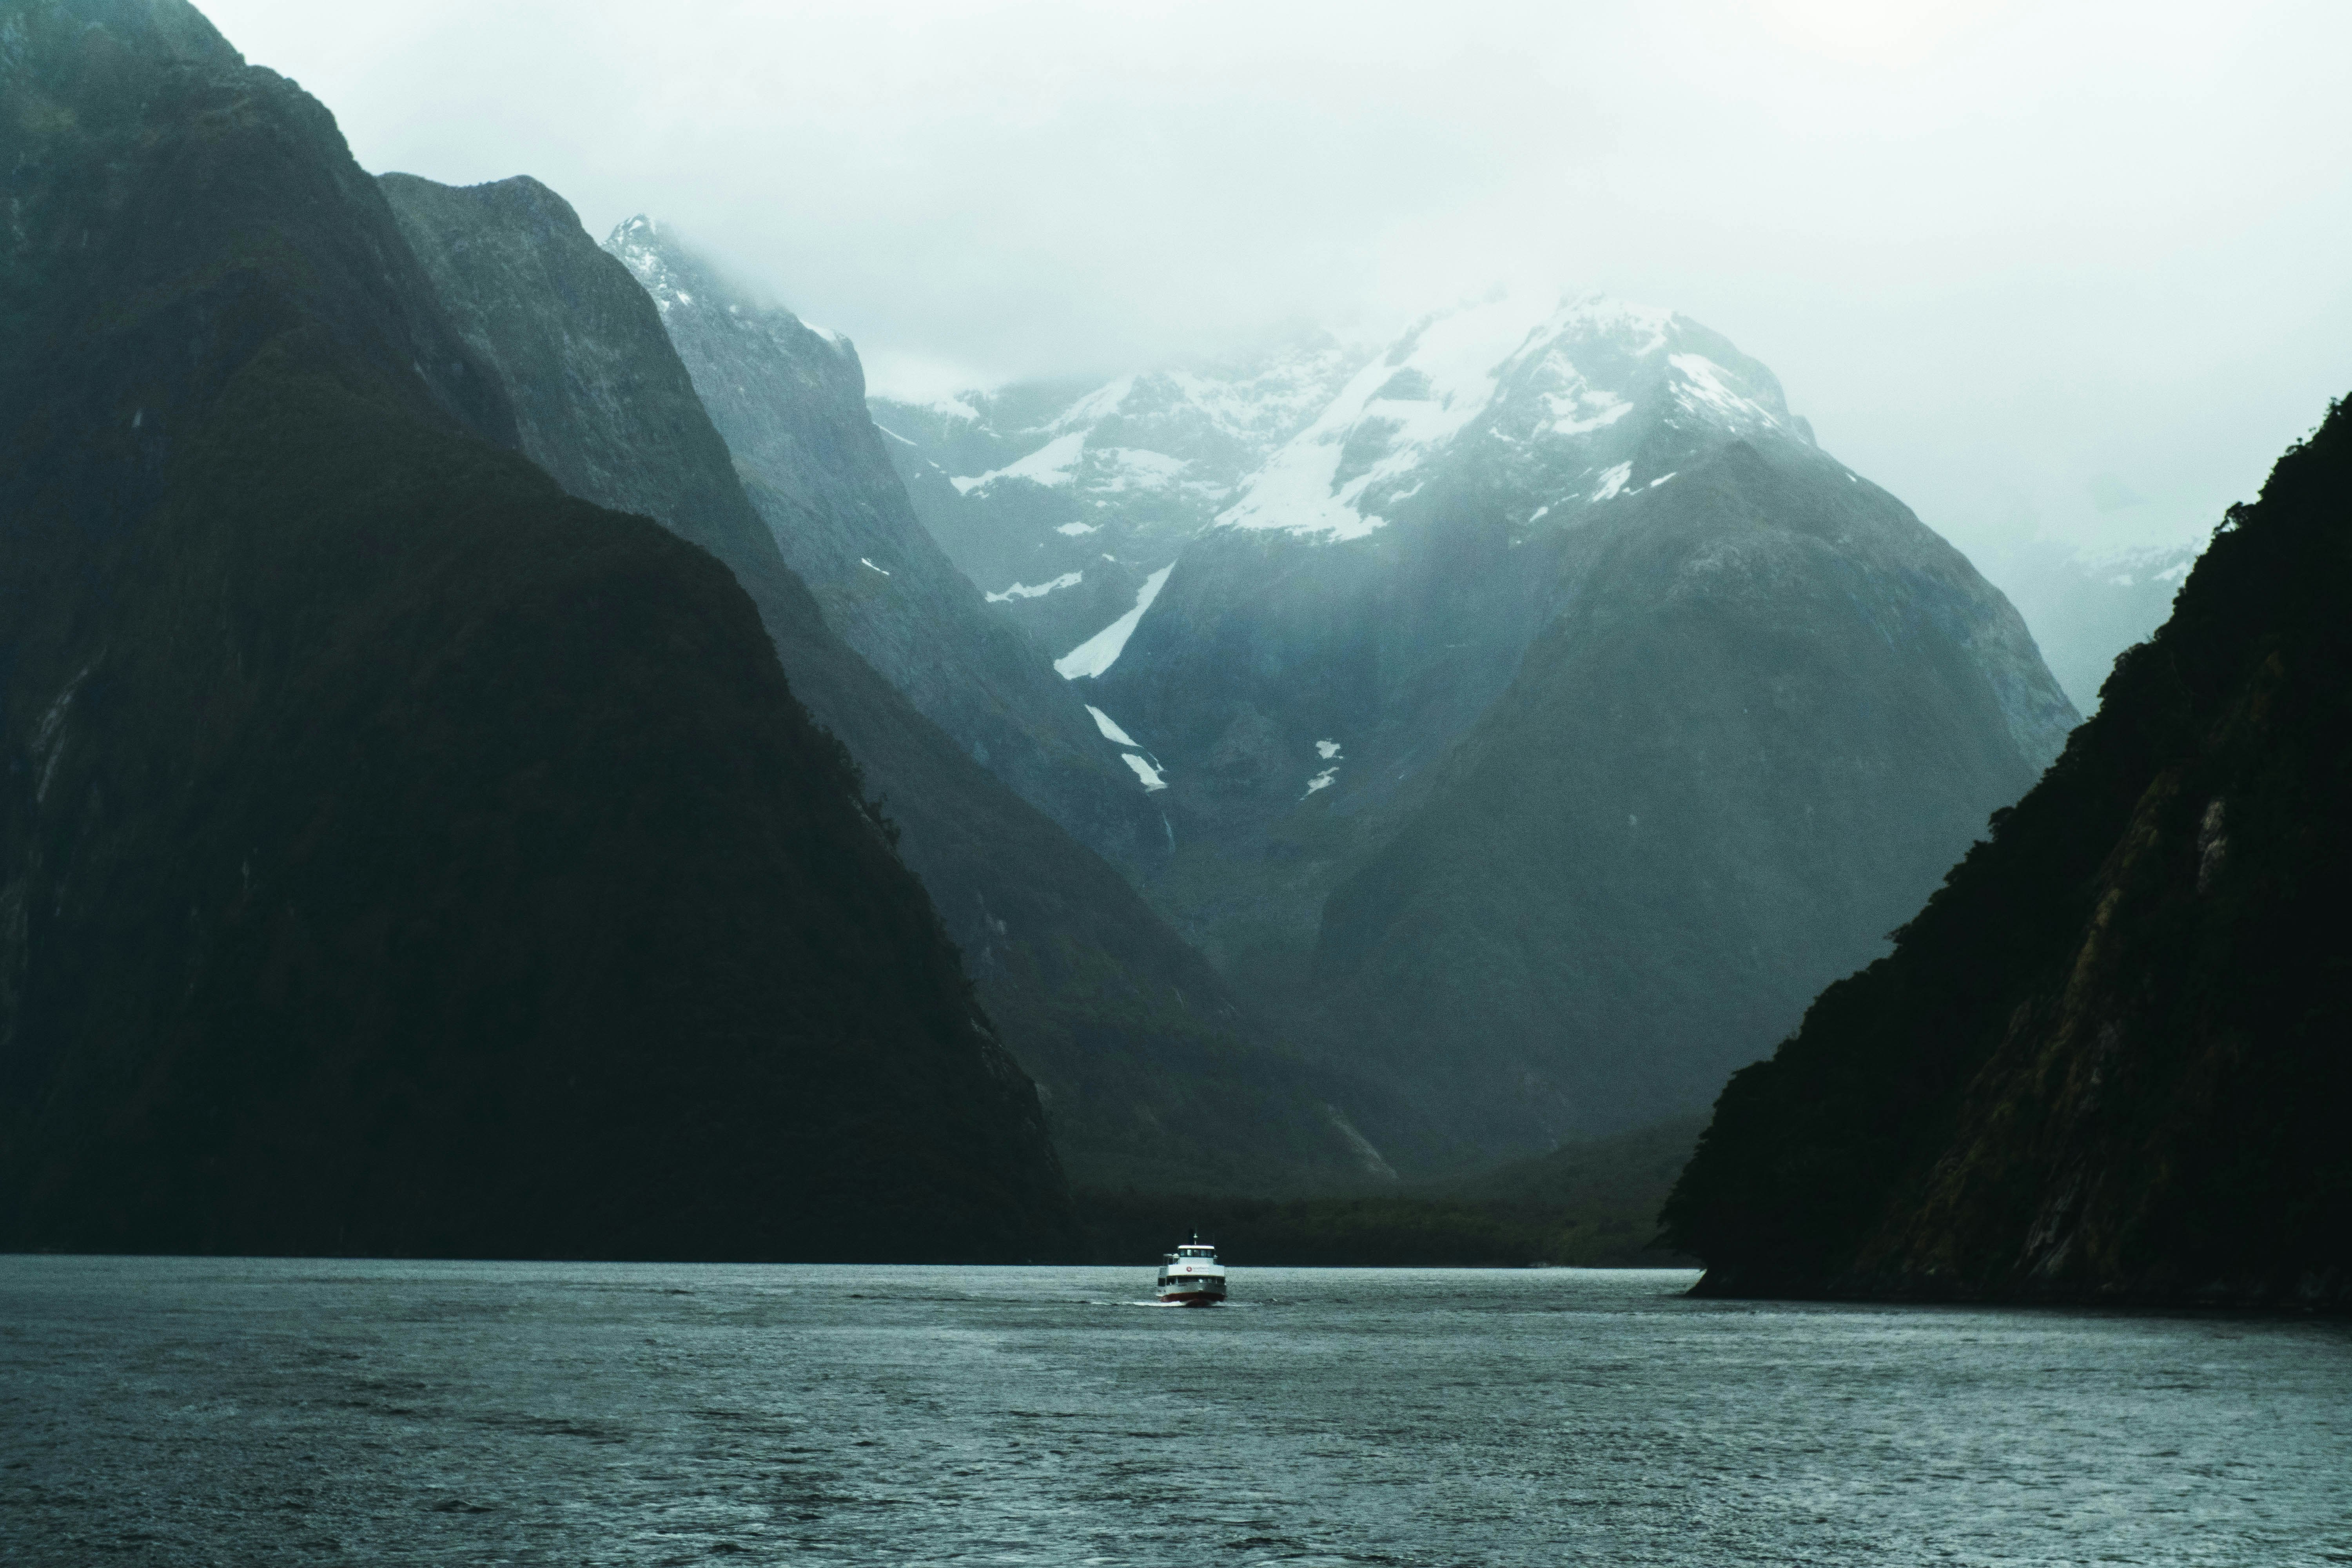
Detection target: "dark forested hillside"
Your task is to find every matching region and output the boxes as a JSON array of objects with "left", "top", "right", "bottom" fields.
[
  {"left": 0, "top": 0, "right": 1074, "bottom": 1261},
  {"left": 1662, "top": 397, "right": 2352, "bottom": 1308}
]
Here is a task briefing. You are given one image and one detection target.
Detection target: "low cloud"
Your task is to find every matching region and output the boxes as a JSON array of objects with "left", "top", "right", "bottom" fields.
[{"left": 209, "top": 0, "right": 2352, "bottom": 559}]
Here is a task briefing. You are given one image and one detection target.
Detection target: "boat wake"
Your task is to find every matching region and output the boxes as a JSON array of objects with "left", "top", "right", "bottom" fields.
[{"left": 1097, "top": 1298, "right": 1261, "bottom": 1310}]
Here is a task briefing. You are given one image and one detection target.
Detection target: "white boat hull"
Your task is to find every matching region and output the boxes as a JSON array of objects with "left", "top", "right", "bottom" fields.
[{"left": 1155, "top": 1280, "right": 1225, "bottom": 1307}]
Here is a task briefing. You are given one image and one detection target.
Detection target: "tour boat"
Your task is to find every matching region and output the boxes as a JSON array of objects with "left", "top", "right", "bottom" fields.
[{"left": 1156, "top": 1235, "right": 1227, "bottom": 1305}]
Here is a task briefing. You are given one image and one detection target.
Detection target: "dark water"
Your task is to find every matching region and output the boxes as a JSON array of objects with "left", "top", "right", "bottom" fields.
[{"left": 4, "top": 1258, "right": 2347, "bottom": 1565}]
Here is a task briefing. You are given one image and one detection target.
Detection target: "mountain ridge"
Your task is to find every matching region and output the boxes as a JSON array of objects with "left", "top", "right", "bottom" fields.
[
  {"left": 376, "top": 172, "right": 1405, "bottom": 1194},
  {"left": 1661, "top": 394, "right": 2352, "bottom": 1308}
]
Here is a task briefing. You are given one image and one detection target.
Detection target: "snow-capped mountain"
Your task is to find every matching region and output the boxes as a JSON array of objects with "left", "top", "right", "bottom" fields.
[
  {"left": 1214, "top": 295, "right": 1810, "bottom": 543},
  {"left": 605, "top": 216, "right": 1169, "bottom": 873},
  {"left": 872, "top": 332, "right": 1370, "bottom": 655},
  {"left": 897, "top": 290, "right": 2080, "bottom": 1154},
  {"left": 1082, "top": 289, "right": 2069, "bottom": 819}
]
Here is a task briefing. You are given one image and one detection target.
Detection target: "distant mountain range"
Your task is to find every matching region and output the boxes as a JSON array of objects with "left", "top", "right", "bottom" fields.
[
  {"left": 1986, "top": 538, "right": 2204, "bottom": 712},
  {"left": 1664, "top": 397, "right": 2352, "bottom": 1308},
  {"left": 880, "top": 301, "right": 2077, "bottom": 1157}
]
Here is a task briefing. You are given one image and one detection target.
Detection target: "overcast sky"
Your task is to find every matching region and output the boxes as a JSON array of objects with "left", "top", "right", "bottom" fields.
[{"left": 203, "top": 0, "right": 2350, "bottom": 561}]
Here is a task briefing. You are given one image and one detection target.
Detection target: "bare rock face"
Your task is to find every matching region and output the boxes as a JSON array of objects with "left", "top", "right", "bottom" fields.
[{"left": 1665, "top": 395, "right": 2352, "bottom": 1309}]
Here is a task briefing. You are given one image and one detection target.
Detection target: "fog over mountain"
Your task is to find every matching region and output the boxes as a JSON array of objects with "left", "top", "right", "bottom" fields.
[
  {"left": 882, "top": 296, "right": 2077, "bottom": 1155},
  {"left": 202, "top": 0, "right": 2351, "bottom": 615}
]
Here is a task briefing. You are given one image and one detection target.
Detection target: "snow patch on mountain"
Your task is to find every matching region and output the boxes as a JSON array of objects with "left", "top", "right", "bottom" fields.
[
  {"left": 987, "top": 571, "right": 1082, "bottom": 603},
  {"left": 1094, "top": 446, "right": 1191, "bottom": 492},
  {"left": 875, "top": 332, "right": 1375, "bottom": 598},
  {"left": 1209, "top": 294, "right": 1775, "bottom": 543},
  {"left": 1548, "top": 387, "right": 1633, "bottom": 437},
  {"left": 1046, "top": 376, "right": 1137, "bottom": 434},
  {"left": 1121, "top": 753, "right": 1169, "bottom": 791},
  {"left": 1056, "top": 563, "right": 1174, "bottom": 680},
  {"left": 1214, "top": 429, "right": 1386, "bottom": 541},
  {"left": 1218, "top": 294, "right": 1548, "bottom": 542},
  {"left": 2089, "top": 542, "right": 2203, "bottom": 587},
  {"left": 955, "top": 430, "right": 1086, "bottom": 494},
  {"left": 1087, "top": 705, "right": 1141, "bottom": 746},
  {"left": 608, "top": 217, "right": 852, "bottom": 361},
  {"left": 1668, "top": 353, "right": 1782, "bottom": 432}
]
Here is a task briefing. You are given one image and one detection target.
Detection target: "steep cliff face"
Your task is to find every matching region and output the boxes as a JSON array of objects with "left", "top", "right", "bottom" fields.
[
  {"left": 0, "top": 0, "right": 1076, "bottom": 1261},
  {"left": 1663, "top": 396, "right": 2352, "bottom": 1308},
  {"left": 378, "top": 174, "right": 782, "bottom": 579},
  {"left": 381, "top": 174, "right": 1396, "bottom": 1193},
  {"left": 603, "top": 220, "right": 1167, "bottom": 873}
]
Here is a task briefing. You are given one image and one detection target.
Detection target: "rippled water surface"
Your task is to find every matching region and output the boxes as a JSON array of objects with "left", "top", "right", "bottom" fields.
[{"left": 4, "top": 1257, "right": 2348, "bottom": 1564}]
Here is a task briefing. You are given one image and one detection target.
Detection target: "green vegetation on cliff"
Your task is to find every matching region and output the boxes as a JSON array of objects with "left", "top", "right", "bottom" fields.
[{"left": 1663, "top": 397, "right": 2352, "bottom": 1308}]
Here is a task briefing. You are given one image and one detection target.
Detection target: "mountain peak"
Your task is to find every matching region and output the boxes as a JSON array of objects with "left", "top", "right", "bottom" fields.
[
  {"left": 602, "top": 218, "right": 857, "bottom": 361},
  {"left": 1216, "top": 292, "right": 1804, "bottom": 543}
]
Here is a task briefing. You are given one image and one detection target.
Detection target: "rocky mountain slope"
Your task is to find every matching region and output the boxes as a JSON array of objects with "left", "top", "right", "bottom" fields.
[
  {"left": 603, "top": 221, "right": 1165, "bottom": 873},
  {"left": 381, "top": 173, "right": 1396, "bottom": 1193},
  {"left": 901, "top": 296, "right": 2078, "bottom": 1159},
  {"left": 1304, "top": 428, "right": 2077, "bottom": 1149},
  {"left": 871, "top": 334, "right": 1370, "bottom": 658},
  {"left": 0, "top": 0, "right": 1082, "bottom": 1259},
  {"left": 1662, "top": 396, "right": 2352, "bottom": 1308}
]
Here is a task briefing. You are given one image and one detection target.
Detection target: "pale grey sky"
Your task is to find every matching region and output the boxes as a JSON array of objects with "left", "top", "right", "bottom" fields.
[{"left": 204, "top": 0, "right": 2351, "bottom": 561}]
